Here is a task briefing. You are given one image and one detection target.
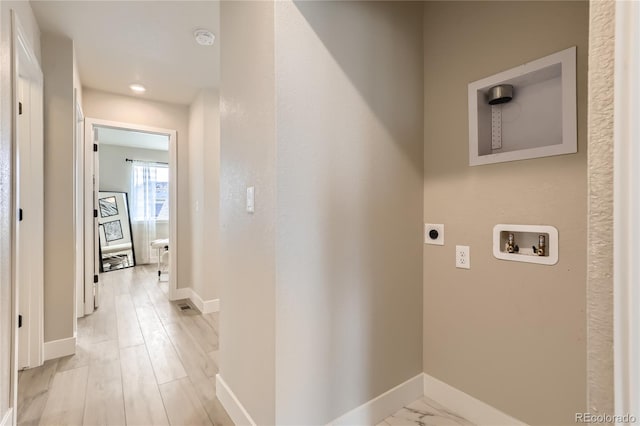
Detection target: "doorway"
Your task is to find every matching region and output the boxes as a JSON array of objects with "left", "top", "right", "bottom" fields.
[{"left": 84, "top": 119, "right": 178, "bottom": 315}]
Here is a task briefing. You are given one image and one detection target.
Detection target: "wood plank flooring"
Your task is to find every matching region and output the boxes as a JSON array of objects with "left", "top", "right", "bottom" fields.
[{"left": 17, "top": 265, "right": 233, "bottom": 426}]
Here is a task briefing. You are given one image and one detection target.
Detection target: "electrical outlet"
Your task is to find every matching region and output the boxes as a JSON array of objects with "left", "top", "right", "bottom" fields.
[
  {"left": 424, "top": 223, "right": 444, "bottom": 245},
  {"left": 456, "top": 245, "right": 470, "bottom": 269}
]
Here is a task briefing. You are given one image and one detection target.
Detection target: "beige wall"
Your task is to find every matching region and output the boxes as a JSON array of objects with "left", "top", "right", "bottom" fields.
[
  {"left": 42, "top": 33, "right": 77, "bottom": 343},
  {"left": 188, "top": 89, "right": 220, "bottom": 302},
  {"left": 82, "top": 88, "right": 191, "bottom": 289},
  {"left": 219, "top": 2, "right": 277, "bottom": 424},
  {"left": 587, "top": 0, "right": 615, "bottom": 417},
  {"left": 422, "top": 2, "right": 588, "bottom": 425},
  {"left": 274, "top": 1, "right": 424, "bottom": 423},
  {"left": 0, "top": 1, "right": 42, "bottom": 419},
  {"left": 220, "top": 1, "right": 423, "bottom": 424}
]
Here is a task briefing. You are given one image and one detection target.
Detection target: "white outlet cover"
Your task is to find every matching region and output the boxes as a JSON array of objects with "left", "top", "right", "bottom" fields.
[
  {"left": 424, "top": 223, "right": 444, "bottom": 245},
  {"left": 456, "top": 245, "right": 470, "bottom": 269}
]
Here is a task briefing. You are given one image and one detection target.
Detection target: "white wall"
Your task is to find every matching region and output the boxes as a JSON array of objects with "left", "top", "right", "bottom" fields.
[
  {"left": 99, "top": 144, "right": 168, "bottom": 194},
  {"left": 0, "top": 1, "right": 41, "bottom": 420},
  {"left": 82, "top": 88, "right": 191, "bottom": 288},
  {"left": 188, "top": 89, "right": 220, "bottom": 302}
]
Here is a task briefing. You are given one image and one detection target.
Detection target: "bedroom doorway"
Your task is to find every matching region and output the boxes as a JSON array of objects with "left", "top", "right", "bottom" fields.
[{"left": 84, "top": 119, "right": 177, "bottom": 315}]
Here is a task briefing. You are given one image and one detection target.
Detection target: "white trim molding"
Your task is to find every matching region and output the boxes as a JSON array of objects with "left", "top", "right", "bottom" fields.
[
  {"left": 423, "top": 374, "right": 526, "bottom": 426},
  {"left": 0, "top": 408, "right": 13, "bottom": 426},
  {"left": 216, "top": 374, "right": 256, "bottom": 426},
  {"left": 173, "top": 287, "right": 219, "bottom": 314},
  {"left": 43, "top": 336, "right": 76, "bottom": 361},
  {"left": 172, "top": 287, "right": 191, "bottom": 301},
  {"left": 329, "top": 374, "right": 423, "bottom": 426},
  {"left": 219, "top": 372, "right": 525, "bottom": 426},
  {"left": 613, "top": 0, "right": 640, "bottom": 419},
  {"left": 84, "top": 118, "right": 178, "bottom": 311},
  {"left": 189, "top": 289, "right": 219, "bottom": 314}
]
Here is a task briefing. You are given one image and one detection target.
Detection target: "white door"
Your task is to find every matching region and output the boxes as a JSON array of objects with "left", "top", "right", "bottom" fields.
[
  {"left": 74, "top": 97, "right": 84, "bottom": 320},
  {"left": 84, "top": 125, "right": 100, "bottom": 314},
  {"left": 15, "top": 67, "right": 44, "bottom": 370},
  {"left": 93, "top": 128, "right": 100, "bottom": 309},
  {"left": 16, "top": 77, "right": 31, "bottom": 370}
]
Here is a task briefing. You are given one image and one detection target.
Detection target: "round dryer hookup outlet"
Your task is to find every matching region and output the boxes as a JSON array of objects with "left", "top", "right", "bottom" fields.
[{"left": 424, "top": 224, "right": 444, "bottom": 246}]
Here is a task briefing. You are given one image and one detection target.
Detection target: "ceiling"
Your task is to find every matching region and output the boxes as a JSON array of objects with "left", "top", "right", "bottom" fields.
[
  {"left": 30, "top": 1, "right": 219, "bottom": 106},
  {"left": 98, "top": 127, "right": 169, "bottom": 151}
]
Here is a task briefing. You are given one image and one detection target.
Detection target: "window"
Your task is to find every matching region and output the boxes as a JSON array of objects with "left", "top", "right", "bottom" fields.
[{"left": 131, "top": 162, "right": 169, "bottom": 221}]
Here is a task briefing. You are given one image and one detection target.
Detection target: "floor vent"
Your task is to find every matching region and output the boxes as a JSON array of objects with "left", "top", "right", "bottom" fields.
[{"left": 177, "top": 302, "right": 193, "bottom": 311}]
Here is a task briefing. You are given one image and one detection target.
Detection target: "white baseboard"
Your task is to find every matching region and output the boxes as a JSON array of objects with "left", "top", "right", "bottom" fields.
[
  {"left": 43, "top": 336, "right": 76, "bottom": 361},
  {"left": 173, "top": 287, "right": 191, "bottom": 301},
  {"left": 175, "top": 287, "right": 219, "bottom": 314},
  {"left": 189, "top": 289, "right": 219, "bottom": 314},
  {"left": 423, "top": 373, "right": 526, "bottom": 426},
  {"left": 216, "top": 374, "right": 256, "bottom": 426},
  {"left": 329, "top": 373, "right": 423, "bottom": 425},
  {"left": 214, "top": 371, "right": 525, "bottom": 426},
  {"left": 202, "top": 298, "right": 219, "bottom": 313},
  {"left": 0, "top": 408, "right": 13, "bottom": 426}
]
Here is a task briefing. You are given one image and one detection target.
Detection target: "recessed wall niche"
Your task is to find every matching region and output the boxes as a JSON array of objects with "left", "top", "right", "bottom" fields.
[{"left": 468, "top": 47, "right": 577, "bottom": 166}]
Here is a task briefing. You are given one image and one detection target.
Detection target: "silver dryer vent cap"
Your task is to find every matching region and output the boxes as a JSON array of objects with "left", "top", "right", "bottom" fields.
[{"left": 487, "top": 84, "right": 514, "bottom": 105}]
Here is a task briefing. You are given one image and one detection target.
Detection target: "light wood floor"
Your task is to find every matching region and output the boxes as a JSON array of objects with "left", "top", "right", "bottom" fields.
[{"left": 17, "top": 265, "right": 234, "bottom": 426}]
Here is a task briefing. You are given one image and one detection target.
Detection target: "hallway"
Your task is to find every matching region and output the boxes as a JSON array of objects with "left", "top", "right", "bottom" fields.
[{"left": 16, "top": 266, "right": 232, "bottom": 426}]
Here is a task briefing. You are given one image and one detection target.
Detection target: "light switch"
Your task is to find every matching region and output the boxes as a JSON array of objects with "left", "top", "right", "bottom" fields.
[{"left": 246, "top": 186, "right": 255, "bottom": 213}]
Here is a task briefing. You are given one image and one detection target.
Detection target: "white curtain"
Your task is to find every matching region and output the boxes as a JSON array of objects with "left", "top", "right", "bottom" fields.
[{"left": 130, "top": 161, "right": 169, "bottom": 264}]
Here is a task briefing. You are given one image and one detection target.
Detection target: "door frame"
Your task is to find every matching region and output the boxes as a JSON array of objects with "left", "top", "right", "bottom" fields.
[
  {"left": 83, "top": 118, "right": 178, "bottom": 306},
  {"left": 10, "top": 8, "right": 44, "bottom": 372},
  {"left": 613, "top": 0, "right": 640, "bottom": 418},
  {"left": 74, "top": 92, "right": 84, "bottom": 322},
  {"left": 9, "top": 8, "right": 44, "bottom": 421}
]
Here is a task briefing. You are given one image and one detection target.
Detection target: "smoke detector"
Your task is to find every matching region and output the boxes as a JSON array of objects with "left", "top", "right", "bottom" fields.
[{"left": 194, "top": 29, "right": 215, "bottom": 46}]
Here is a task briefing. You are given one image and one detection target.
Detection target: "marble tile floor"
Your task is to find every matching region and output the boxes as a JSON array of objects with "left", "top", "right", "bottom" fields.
[
  {"left": 378, "top": 397, "right": 475, "bottom": 426},
  {"left": 17, "top": 265, "right": 233, "bottom": 426}
]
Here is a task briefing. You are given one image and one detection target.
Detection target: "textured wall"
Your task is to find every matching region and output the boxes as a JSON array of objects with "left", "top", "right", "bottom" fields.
[
  {"left": 219, "top": 2, "right": 277, "bottom": 424},
  {"left": 586, "top": 0, "right": 615, "bottom": 417},
  {"left": 274, "top": 2, "right": 424, "bottom": 424},
  {"left": 423, "top": 2, "right": 588, "bottom": 425}
]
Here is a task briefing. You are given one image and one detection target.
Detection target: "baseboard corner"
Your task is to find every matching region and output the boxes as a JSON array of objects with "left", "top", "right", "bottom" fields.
[
  {"left": 216, "top": 374, "right": 256, "bottom": 426},
  {"left": 422, "top": 373, "right": 527, "bottom": 426},
  {"left": 43, "top": 336, "right": 76, "bottom": 361},
  {"left": 329, "top": 373, "right": 424, "bottom": 425},
  {"left": 173, "top": 287, "right": 191, "bottom": 301},
  {"left": 187, "top": 288, "right": 219, "bottom": 314}
]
